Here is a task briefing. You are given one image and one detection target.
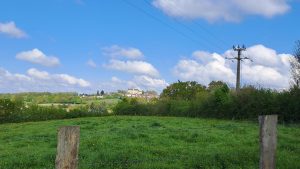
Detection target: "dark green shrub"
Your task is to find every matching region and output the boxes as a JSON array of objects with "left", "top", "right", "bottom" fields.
[
  {"left": 169, "top": 100, "right": 191, "bottom": 117},
  {"left": 277, "top": 87, "right": 300, "bottom": 123},
  {"left": 114, "top": 98, "right": 150, "bottom": 116},
  {"left": 0, "top": 99, "right": 24, "bottom": 123}
]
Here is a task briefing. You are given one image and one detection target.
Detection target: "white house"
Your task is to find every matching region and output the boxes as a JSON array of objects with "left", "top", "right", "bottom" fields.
[{"left": 126, "top": 89, "right": 143, "bottom": 97}]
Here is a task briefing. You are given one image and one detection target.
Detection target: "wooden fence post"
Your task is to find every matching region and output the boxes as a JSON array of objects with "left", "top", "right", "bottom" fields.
[
  {"left": 55, "top": 126, "right": 80, "bottom": 169},
  {"left": 259, "top": 115, "right": 278, "bottom": 169}
]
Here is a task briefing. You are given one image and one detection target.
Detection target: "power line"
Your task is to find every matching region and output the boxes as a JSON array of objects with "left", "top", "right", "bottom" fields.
[
  {"left": 142, "top": 0, "right": 226, "bottom": 51},
  {"left": 143, "top": 0, "right": 230, "bottom": 50},
  {"left": 122, "top": 0, "right": 220, "bottom": 51},
  {"left": 192, "top": 22, "right": 231, "bottom": 49}
]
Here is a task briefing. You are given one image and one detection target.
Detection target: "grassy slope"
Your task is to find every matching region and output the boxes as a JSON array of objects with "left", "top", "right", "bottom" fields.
[{"left": 0, "top": 116, "right": 299, "bottom": 169}]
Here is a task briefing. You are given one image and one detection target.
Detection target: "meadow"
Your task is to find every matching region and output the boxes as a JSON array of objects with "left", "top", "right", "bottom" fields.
[{"left": 0, "top": 116, "right": 299, "bottom": 169}]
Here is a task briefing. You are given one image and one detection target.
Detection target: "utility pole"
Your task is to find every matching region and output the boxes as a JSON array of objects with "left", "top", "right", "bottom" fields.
[{"left": 226, "top": 45, "right": 249, "bottom": 92}]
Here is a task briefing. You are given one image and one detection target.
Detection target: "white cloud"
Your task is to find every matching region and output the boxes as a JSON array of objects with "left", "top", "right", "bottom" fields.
[
  {"left": 111, "top": 76, "right": 123, "bottom": 83},
  {"left": 102, "top": 45, "right": 144, "bottom": 59},
  {"left": 16, "top": 48, "right": 60, "bottom": 67},
  {"left": 107, "top": 76, "right": 139, "bottom": 90},
  {"left": 87, "top": 59, "right": 97, "bottom": 68},
  {"left": 244, "top": 45, "right": 280, "bottom": 67},
  {"left": 173, "top": 44, "right": 292, "bottom": 89},
  {"left": 101, "top": 45, "right": 165, "bottom": 90},
  {"left": 0, "top": 68, "right": 31, "bottom": 82},
  {"left": 55, "top": 74, "right": 90, "bottom": 87},
  {"left": 0, "top": 21, "right": 27, "bottom": 38},
  {"left": 133, "top": 75, "right": 168, "bottom": 90},
  {"left": 105, "top": 59, "right": 160, "bottom": 77},
  {"left": 98, "top": 75, "right": 168, "bottom": 92},
  {"left": 0, "top": 68, "right": 91, "bottom": 93},
  {"left": 27, "top": 68, "right": 50, "bottom": 80},
  {"left": 174, "top": 58, "right": 235, "bottom": 86},
  {"left": 153, "top": 0, "right": 290, "bottom": 22},
  {"left": 241, "top": 65, "right": 288, "bottom": 89},
  {"left": 27, "top": 68, "right": 90, "bottom": 87}
]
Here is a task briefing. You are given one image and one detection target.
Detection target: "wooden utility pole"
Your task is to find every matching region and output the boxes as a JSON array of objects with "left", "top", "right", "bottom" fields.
[{"left": 226, "top": 45, "right": 248, "bottom": 92}]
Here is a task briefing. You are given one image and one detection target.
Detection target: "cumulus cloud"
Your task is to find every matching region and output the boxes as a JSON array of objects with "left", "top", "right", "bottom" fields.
[
  {"left": 0, "top": 68, "right": 90, "bottom": 93},
  {"left": 16, "top": 48, "right": 60, "bottom": 67},
  {"left": 0, "top": 21, "right": 27, "bottom": 38},
  {"left": 0, "top": 68, "right": 31, "bottom": 82},
  {"left": 102, "top": 45, "right": 144, "bottom": 59},
  {"left": 105, "top": 60, "right": 160, "bottom": 77},
  {"left": 27, "top": 68, "right": 90, "bottom": 87},
  {"left": 55, "top": 74, "right": 90, "bottom": 87},
  {"left": 101, "top": 45, "right": 165, "bottom": 91},
  {"left": 133, "top": 75, "right": 168, "bottom": 90},
  {"left": 99, "top": 75, "right": 168, "bottom": 92},
  {"left": 241, "top": 65, "right": 288, "bottom": 89},
  {"left": 27, "top": 68, "right": 50, "bottom": 80},
  {"left": 105, "top": 76, "right": 139, "bottom": 90},
  {"left": 153, "top": 0, "right": 290, "bottom": 22},
  {"left": 173, "top": 44, "right": 292, "bottom": 89},
  {"left": 174, "top": 55, "right": 236, "bottom": 86},
  {"left": 87, "top": 59, "right": 97, "bottom": 68}
]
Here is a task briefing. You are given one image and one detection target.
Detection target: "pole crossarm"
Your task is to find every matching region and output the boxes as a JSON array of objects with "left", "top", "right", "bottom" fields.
[{"left": 225, "top": 57, "right": 238, "bottom": 60}]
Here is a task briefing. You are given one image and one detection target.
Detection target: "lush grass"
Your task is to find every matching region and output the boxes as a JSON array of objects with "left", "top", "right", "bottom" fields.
[
  {"left": 84, "top": 98, "right": 120, "bottom": 105},
  {"left": 0, "top": 116, "right": 299, "bottom": 169},
  {"left": 37, "top": 98, "right": 120, "bottom": 112}
]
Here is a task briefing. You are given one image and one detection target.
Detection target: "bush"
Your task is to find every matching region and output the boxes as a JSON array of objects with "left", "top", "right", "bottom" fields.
[
  {"left": 114, "top": 98, "right": 150, "bottom": 116},
  {"left": 277, "top": 87, "right": 300, "bottom": 123},
  {"left": 0, "top": 99, "right": 24, "bottom": 123}
]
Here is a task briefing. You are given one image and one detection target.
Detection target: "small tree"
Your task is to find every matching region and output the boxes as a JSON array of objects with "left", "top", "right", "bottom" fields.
[
  {"left": 100, "top": 90, "right": 105, "bottom": 96},
  {"left": 160, "top": 81, "right": 206, "bottom": 100},
  {"left": 145, "top": 90, "right": 157, "bottom": 95},
  {"left": 291, "top": 40, "right": 300, "bottom": 88},
  {"left": 208, "top": 81, "right": 227, "bottom": 91}
]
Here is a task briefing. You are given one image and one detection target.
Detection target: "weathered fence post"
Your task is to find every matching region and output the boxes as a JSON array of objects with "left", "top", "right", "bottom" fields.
[
  {"left": 55, "top": 126, "right": 80, "bottom": 169},
  {"left": 259, "top": 115, "right": 278, "bottom": 169}
]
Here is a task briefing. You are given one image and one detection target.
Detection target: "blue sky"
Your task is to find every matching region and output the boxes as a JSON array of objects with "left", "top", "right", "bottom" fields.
[{"left": 0, "top": 0, "right": 299, "bottom": 93}]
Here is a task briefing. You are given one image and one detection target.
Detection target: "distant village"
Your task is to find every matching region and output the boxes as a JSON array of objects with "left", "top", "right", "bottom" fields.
[{"left": 79, "top": 88, "right": 159, "bottom": 99}]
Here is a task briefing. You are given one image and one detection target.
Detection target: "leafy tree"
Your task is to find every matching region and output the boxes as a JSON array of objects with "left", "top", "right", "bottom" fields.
[
  {"left": 213, "top": 83, "right": 230, "bottom": 105},
  {"left": 145, "top": 90, "right": 158, "bottom": 95},
  {"left": 101, "top": 90, "right": 105, "bottom": 96},
  {"left": 160, "top": 81, "right": 206, "bottom": 100},
  {"left": 208, "top": 81, "right": 228, "bottom": 91},
  {"left": 117, "top": 90, "right": 126, "bottom": 94},
  {"left": 291, "top": 40, "right": 300, "bottom": 88}
]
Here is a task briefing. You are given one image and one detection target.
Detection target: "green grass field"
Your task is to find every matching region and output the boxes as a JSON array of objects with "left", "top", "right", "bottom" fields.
[{"left": 0, "top": 116, "right": 299, "bottom": 169}]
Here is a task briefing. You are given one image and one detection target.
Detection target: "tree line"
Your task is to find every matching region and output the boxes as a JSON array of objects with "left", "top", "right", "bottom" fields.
[
  {"left": 114, "top": 81, "right": 300, "bottom": 123},
  {"left": 0, "top": 98, "right": 108, "bottom": 124}
]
